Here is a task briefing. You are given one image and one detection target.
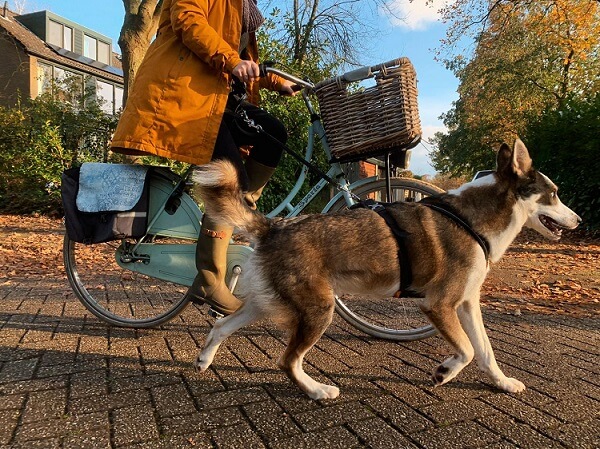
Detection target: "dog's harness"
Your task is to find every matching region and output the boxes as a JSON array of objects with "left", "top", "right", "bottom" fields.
[
  {"left": 419, "top": 197, "right": 491, "bottom": 261},
  {"left": 351, "top": 200, "right": 413, "bottom": 296},
  {"left": 352, "top": 197, "right": 491, "bottom": 297}
]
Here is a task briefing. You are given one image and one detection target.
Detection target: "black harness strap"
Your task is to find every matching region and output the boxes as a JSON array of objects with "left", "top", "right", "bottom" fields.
[
  {"left": 351, "top": 199, "right": 413, "bottom": 296},
  {"left": 419, "top": 197, "right": 491, "bottom": 261}
]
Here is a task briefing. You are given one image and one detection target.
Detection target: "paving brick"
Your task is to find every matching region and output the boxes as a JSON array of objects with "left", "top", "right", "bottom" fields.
[
  {"left": 348, "top": 417, "right": 418, "bottom": 448},
  {"left": 545, "top": 418, "right": 600, "bottom": 449},
  {"left": 112, "top": 403, "right": 159, "bottom": 447},
  {"left": 362, "top": 394, "right": 432, "bottom": 434},
  {"left": 159, "top": 408, "right": 244, "bottom": 435},
  {"left": 0, "top": 392, "right": 25, "bottom": 410},
  {"left": 477, "top": 413, "right": 563, "bottom": 448},
  {"left": 210, "top": 421, "right": 267, "bottom": 449},
  {"left": 0, "top": 408, "right": 20, "bottom": 445},
  {"left": 411, "top": 420, "right": 501, "bottom": 449},
  {"left": 420, "top": 397, "right": 498, "bottom": 425},
  {"left": 22, "top": 388, "right": 67, "bottom": 423},
  {"left": 482, "top": 393, "right": 562, "bottom": 430},
  {"left": 273, "top": 425, "right": 361, "bottom": 449},
  {"left": 243, "top": 400, "right": 302, "bottom": 441},
  {"left": 151, "top": 383, "right": 197, "bottom": 417},
  {"left": 294, "top": 401, "right": 375, "bottom": 432},
  {"left": 0, "top": 358, "right": 38, "bottom": 382}
]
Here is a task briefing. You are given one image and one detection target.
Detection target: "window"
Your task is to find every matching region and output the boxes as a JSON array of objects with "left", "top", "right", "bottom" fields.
[
  {"left": 47, "top": 20, "right": 72, "bottom": 51},
  {"left": 36, "top": 63, "right": 83, "bottom": 104},
  {"left": 96, "top": 80, "right": 114, "bottom": 114},
  {"left": 98, "top": 41, "right": 110, "bottom": 65},
  {"left": 84, "top": 35, "right": 97, "bottom": 60},
  {"left": 63, "top": 26, "right": 72, "bottom": 51},
  {"left": 37, "top": 63, "right": 52, "bottom": 95},
  {"left": 114, "top": 86, "right": 124, "bottom": 112}
]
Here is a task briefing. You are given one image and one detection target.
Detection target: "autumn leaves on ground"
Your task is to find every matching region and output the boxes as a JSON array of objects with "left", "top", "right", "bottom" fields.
[{"left": 0, "top": 215, "right": 598, "bottom": 319}]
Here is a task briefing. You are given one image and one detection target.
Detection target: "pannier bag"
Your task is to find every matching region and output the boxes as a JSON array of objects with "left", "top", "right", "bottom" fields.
[{"left": 61, "top": 163, "right": 150, "bottom": 244}]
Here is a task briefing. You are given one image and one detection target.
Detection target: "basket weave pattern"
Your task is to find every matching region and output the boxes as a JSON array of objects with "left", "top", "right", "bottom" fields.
[{"left": 314, "top": 58, "right": 421, "bottom": 162}]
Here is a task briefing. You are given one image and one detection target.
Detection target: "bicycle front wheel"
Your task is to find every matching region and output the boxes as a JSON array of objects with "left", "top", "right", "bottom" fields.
[
  {"left": 64, "top": 235, "right": 191, "bottom": 328},
  {"left": 326, "top": 178, "right": 444, "bottom": 341}
]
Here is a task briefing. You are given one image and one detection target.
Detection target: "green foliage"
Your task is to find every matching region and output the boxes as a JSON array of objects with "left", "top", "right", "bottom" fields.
[
  {"left": 524, "top": 95, "right": 600, "bottom": 230},
  {"left": 0, "top": 93, "right": 118, "bottom": 214},
  {"left": 255, "top": 17, "right": 342, "bottom": 214},
  {"left": 430, "top": 1, "right": 600, "bottom": 231}
]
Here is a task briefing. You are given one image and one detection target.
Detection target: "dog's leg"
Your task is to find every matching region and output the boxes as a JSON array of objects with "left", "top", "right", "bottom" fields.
[
  {"left": 421, "top": 300, "right": 475, "bottom": 386},
  {"left": 457, "top": 299, "right": 525, "bottom": 393},
  {"left": 277, "top": 303, "right": 339, "bottom": 400},
  {"left": 195, "top": 304, "right": 261, "bottom": 372}
]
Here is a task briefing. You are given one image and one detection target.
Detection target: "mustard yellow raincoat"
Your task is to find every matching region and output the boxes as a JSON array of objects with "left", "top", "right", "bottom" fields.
[{"left": 111, "top": 0, "right": 286, "bottom": 165}]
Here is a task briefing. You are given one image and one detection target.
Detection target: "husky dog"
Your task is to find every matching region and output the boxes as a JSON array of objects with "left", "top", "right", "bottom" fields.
[{"left": 192, "top": 139, "right": 580, "bottom": 400}]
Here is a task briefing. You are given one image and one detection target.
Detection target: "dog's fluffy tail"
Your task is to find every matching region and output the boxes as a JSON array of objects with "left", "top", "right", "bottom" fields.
[{"left": 192, "top": 160, "right": 271, "bottom": 240}]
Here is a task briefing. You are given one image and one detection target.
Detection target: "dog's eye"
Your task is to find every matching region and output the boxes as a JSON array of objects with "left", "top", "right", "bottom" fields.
[{"left": 550, "top": 191, "right": 557, "bottom": 199}]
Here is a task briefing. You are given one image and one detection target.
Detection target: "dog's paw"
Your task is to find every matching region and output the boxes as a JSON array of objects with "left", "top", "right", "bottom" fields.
[
  {"left": 431, "top": 364, "right": 451, "bottom": 387},
  {"left": 194, "top": 354, "right": 212, "bottom": 373},
  {"left": 307, "top": 384, "right": 340, "bottom": 400},
  {"left": 497, "top": 377, "right": 526, "bottom": 393}
]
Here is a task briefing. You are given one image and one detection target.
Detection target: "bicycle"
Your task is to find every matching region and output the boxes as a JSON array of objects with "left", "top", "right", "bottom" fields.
[{"left": 63, "top": 58, "right": 444, "bottom": 341}]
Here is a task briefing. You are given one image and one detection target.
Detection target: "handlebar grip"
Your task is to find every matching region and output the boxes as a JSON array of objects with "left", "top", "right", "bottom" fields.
[
  {"left": 341, "top": 66, "right": 373, "bottom": 82},
  {"left": 259, "top": 61, "right": 275, "bottom": 78}
]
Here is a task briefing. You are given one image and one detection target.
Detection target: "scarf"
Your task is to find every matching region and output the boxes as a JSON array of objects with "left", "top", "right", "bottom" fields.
[{"left": 239, "top": 0, "right": 264, "bottom": 53}]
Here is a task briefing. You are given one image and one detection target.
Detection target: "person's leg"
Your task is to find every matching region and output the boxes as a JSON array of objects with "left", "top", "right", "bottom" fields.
[
  {"left": 225, "top": 101, "right": 287, "bottom": 208},
  {"left": 188, "top": 119, "right": 246, "bottom": 316}
]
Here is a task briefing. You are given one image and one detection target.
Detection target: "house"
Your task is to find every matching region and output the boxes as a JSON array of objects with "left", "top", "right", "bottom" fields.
[{"left": 0, "top": 5, "right": 123, "bottom": 114}]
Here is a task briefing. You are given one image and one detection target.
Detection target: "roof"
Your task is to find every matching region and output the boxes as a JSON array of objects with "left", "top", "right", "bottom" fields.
[{"left": 0, "top": 8, "right": 123, "bottom": 84}]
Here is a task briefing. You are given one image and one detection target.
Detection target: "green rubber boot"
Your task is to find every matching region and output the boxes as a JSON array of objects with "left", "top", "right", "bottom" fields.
[
  {"left": 187, "top": 216, "right": 242, "bottom": 316},
  {"left": 243, "top": 158, "right": 276, "bottom": 210}
]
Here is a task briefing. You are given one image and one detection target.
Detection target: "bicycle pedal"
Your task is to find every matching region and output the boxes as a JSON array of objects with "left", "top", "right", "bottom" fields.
[{"left": 207, "top": 308, "right": 225, "bottom": 319}]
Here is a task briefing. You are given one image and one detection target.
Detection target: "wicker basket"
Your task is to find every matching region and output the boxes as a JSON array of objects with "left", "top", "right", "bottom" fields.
[{"left": 314, "top": 57, "right": 421, "bottom": 163}]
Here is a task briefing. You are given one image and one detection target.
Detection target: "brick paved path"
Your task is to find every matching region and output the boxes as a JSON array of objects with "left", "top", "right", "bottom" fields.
[
  {"left": 0, "top": 220, "right": 598, "bottom": 448},
  {"left": 1, "top": 276, "right": 598, "bottom": 449}
]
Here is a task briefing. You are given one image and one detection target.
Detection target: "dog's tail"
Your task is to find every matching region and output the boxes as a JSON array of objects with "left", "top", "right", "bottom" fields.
[{"left": 191, "top": 160, "right": 271, "bottom": 240}]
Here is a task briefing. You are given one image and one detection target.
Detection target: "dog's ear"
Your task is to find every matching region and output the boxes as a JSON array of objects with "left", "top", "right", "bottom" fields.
[
  {"left": 496, "top": 139, "right": 532, "bottom": 178},
  {"left": 511, "top": 139, "right": 533, "bottom": 177},
  {"left": 496, "top": 142, "right": 513, "bottom": 175}
]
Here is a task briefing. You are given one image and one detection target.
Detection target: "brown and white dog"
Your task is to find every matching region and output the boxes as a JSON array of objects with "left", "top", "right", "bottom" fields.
[{"left": 192, "top": 139, "right": 581, "bottom": 400}]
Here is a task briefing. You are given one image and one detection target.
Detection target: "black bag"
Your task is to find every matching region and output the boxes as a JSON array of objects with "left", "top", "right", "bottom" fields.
[{"left": 61, "top": 165, "right": 150, "bottom": 244}]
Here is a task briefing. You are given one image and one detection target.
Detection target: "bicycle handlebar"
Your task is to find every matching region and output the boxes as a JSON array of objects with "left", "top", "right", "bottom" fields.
[
  {"left": 259, "top": 63, "right": 314, "bottom": 91},
  {"left": 255, "top": 57, "right": 408, "bottom": 93}
]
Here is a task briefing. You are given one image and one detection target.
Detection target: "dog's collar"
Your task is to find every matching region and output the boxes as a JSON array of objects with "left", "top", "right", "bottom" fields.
[{"left": 419, "top": 197, "right": 491, "bottom": 261}]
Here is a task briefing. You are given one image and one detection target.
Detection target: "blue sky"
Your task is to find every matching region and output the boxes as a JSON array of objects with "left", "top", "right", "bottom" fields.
[{"left": 10, "top": 0, "right": 460, "bottom": 175}]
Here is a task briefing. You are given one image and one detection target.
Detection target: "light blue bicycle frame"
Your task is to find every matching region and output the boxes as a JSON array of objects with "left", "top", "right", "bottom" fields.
[{"left": 115, "top": 88, "right": 377, "bottom": 288}]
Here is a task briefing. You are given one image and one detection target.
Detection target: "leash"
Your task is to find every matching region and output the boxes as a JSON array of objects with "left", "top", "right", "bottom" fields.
[{"left": 230, "top": 81, "right": 360, "bottom": 201}]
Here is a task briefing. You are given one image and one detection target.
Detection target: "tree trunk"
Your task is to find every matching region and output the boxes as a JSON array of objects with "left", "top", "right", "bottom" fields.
[{"left": 118, "top": 0, "right": 163, "bottom": 105}]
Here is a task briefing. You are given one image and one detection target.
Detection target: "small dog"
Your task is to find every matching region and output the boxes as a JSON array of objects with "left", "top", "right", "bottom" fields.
[{"left": 192, "top": 139, "right": 580, "bottom": 400}]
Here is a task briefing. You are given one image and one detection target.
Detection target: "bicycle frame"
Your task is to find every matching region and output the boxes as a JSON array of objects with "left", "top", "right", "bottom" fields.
[{"left": 113, "top": 85, "right": 372, "bottom": 289}]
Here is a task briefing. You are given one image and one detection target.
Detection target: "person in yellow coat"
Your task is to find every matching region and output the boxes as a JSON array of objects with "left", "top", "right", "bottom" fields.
[{"left": 111, "top": 0, "right": 297, "bottom": 316}]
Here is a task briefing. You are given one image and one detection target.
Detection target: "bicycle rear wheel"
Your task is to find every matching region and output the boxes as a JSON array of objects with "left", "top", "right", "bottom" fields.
[
  {"left": 326, "top": 178, "right": 444, "bottom": 341},
  {"left": 64, "top": 235, "right": 191, "bottom": 328}
]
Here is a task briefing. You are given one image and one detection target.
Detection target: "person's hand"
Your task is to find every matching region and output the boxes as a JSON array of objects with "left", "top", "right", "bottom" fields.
[
  {"left": 232, "top": 60, "right": 260, "bottom": 83},
  {"left": 279, "top": 80, "right": 298, "bottom": 96}
]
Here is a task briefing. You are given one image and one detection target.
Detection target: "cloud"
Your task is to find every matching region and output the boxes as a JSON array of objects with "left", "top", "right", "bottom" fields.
[{"left": 386, "top": 0, "right": 449, "bottom": 30}]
